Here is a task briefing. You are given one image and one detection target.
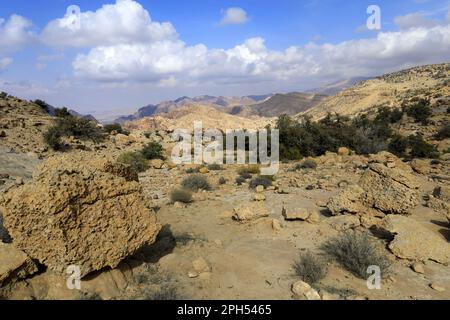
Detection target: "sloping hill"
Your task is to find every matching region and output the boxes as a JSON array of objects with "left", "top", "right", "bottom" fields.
[
  {"left": 250, "top": 92, "right": 328, "bottom": 117},
  {"left": 301, "top": 63, "right": 450, "bottom": 120}
]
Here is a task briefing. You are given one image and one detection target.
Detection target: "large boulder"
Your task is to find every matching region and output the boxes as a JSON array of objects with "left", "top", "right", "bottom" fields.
[
  {"left": 0, "top": 156, "right": 161, "bottom": 277},
  {"left": 359, "top": 164, "right": 420, "bottom": 215},
  {"left": 328, "top": 163, "right": 420, "bottom": 216},
  {"left": 382, "top": 215, "right": 450, "bottom": 264}
]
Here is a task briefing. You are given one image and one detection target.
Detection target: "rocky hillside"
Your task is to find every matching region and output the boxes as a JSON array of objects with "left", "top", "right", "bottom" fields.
[
  {"left": 302, "top": 63, "right": 450, "bottom": 120},
  {"left": 0, "top": 94, "right": 54, "bottom": 154},
  {"left": 115, "top": 94, "right": 272, "bottom": 123},
  {"left": 123, "top": 104, "right": 273, "bottom": 132},
  {"left": 247, "top": 92, "right": 328, "bottom": 117}
]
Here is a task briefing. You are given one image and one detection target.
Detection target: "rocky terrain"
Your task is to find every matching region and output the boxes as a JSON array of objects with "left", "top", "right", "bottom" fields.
[{"left": 0, "top": 63, "right": 449, "bottom": 300}]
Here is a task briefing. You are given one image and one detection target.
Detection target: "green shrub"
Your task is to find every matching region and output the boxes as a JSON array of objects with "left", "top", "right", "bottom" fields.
[
  {"left": 54, "top": 107, "right": 72, "bottom": 118},
  {"left": 34, "top": 99, "right": 50, "bottom": 113},
  {"left": 408, "top": 134, "right": 439, "bottom": 158},
  {"left": 43, "top": 116, "right": 105, "bottom": 147},
  {"left": 117, "top": 152, "right": 149, "bottom": 173},
  {"left": 405, "top": 98, "right": 432, "bottom": 125},
  {"left": 237, "top": 165, "right": 260, "bottom": 175},
  {"left": 170, "top": 188, "right": 192, "bottom": 203},
  {"left": 145, "top": 287, "right": 180, "bottom": 300},
  {"left": 388, "top": 134, "right": 409, "bottom": 157},
  {"left": 249, "top": 176, "right": 273, "bottom": 189},
  {"left": 103, "top": 123, "right": 129, "bottom": 135},
  {"left": 435, "top": 123, "right": 450, "bottom": 140},
  {"left": 293, "top": 251, "right": 328, "bottom": 284},
  {"left": 141, "top": 142, "right": 164, "bottom": 160},
  {"left": 375, "top": 107, "right": 403, "bottom": 124},
  {"left": 321, "top": 231, "right": 391, "bottom": 279},
  {"left": 0, "top": 92, "right": 7, "bottom": 99},
  {"left": 207, "top": 163, "right": 222, "bottom": 171},
  {"left": 235, "top": 176, "right": 246, "bottom": 185},
  {"left": 294, "top": 159, "right": 317, "bottom": 170},
  {"left": 181, "top": 174, "right": 211, "bottom": 192},
  {"left": 43, "top": 126, "right": 63, "bottom": 150},
  {"left": 218, "top": 177, "right": 227, "bottom": 185},
  {"left": 185, "top": 167, "right": 200, "bottom": 174},
  {"left": 239, "top": 172, "right": 253, "bottom": 179}
]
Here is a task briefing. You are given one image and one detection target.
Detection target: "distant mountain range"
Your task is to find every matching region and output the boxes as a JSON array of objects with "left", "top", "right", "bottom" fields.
[{"left": 113, "top": 76, "right": 375, "bottom": 124}]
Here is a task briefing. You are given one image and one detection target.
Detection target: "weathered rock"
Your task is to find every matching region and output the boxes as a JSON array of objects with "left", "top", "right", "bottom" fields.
[
  {"left": 411, "top": 262, "right": 425, "bottom": 274},
  {"left": 292, "top": 281, "right": 321, "bottom": 300},
  {"left": 426, "top": 195, "right": 450, "bottom": 215},
  {"left": 255, "top": 185, "right": 265, "bottom": 193},
  {"left": 359, "top": 164, "right": 420, "bottom": 215},
  {"left": 337, "top": 147, "right": 350, "bottom": 156},
  {"left": 0, "top": 156, "right": 161, "bottom": 277},
  {"left": 382, "top": 215, "right": 450, "bottom": 264},
  {"left": 233, "top": 202, "right": 269, "bottom": 222},
  {"left": 0, "top": 243, "right": 38, "bottom": 286},
  {"left": 369, "top": 151, "right": 412, "bottom": 172},
  {"left": 410, "top": 159, "right": 431, "bottom": 175},
  {"left": 149, "top": 159, "right": 164, "bottom": 169},
  {"left": 327, "top": 185, "right": 366, "bottom": 215},
  {"left": 0, "top": 213, "right": 11, "bottom": 243},
  {"left": 254, "top": 193, "right": 266, "bottom": 201},
  {"left": 282, "top": 205, "right": 310, "bottom": 221},
  {"left": 307, "top": 209, "right": 321, "bottom": 224},
  {"left": 327, "top": 215, "right": 361, "bottom": 231},
  {"left": 192, "top": 257, "right": 211, "bottom": 273},
  {"left": 271, "top": 219, "right": 283, "bottom": 231},
  {"left": 430, "top": 283, "right": 446, "bottom": 292}
]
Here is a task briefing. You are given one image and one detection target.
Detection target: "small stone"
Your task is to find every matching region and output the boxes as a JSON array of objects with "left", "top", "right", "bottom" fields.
[
  {"left": 272, "top": 219, "right": 283, "bottom": 231},
  {"left": 192, "top": 257, "right": 210, "bottom": 273},
  {"left": 254, "top": 193, "right": 266, "bottom": 201},
  {"left": 255, "top": 185, "right": 265, "bottom": 193},
  {"left": 320, "top": 291, "right": 341, "bottom": 300},
  {"left": 199, "top": 167, "right": 210, "bottom": 174},
  {"left": 282, "top": 206, "right": 310, "bottom": 221},
  {"left": 307, "top": 209, "right": 321, "bottom": 224},
  {"left": 292, "top": 281, "right": 321, "bottom": 300},
  {"left": 187, "top": 271, "right": 199, "bottom": 278},
  {"left": 411, "top": 263, "right": 425, "bottom": 274},
  {"left": 430, "top": 283, "right": 445, "bottom": 292},
  {"left": 174, "top": 201, "right": 187, "bottom": 208},
  {"left": 338, "top": 147, "right": 350, "bottom": 156},
  {"left": 149, "top": 159, "right": 164, "bottom": 169},
  {"left": 214, "top": 239, "right": 223, "bottom": 246},
  {"left": 15, "top": 177, "right": 24, "bottom": 185}
]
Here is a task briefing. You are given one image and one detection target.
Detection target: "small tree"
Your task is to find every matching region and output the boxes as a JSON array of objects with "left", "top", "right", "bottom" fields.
[{"left": 141, "top": 142, "right": 164, "bottom": 160}]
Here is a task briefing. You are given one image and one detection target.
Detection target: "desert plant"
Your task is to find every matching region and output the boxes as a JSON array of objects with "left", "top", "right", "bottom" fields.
[
  {"left": 388, "top": 134, "right": 409, "bottom": 157},
  {"left": 249, "top": 176, "right": 273, "bottom": 189},
  {"left": 43, "top": 126, "right": 63, "bottom": 150},
  {"left": 294, "top": 159, "right": 317, "bottom": 171},
  {"left": 54, "top": 107, "right": 72, "bottom": 118},
  {"left": 34, "top": 99, "right": 50, "bottom": 113},
  {"left": 235, "top": 176, "right": 246, "bottom": 185},
  {"left": 103, "top": 123, "right": 129, "bottom": 136},
  {"left": 293, "top": 251, "right": 328, "bottom": 284},
  {"left": 181, "top": 174, "right": 211, "bottom": 192},
  {"left": 321, "top": 231, "right": 391, "bottom": 279},
  {"left": 185, "top": 167, "right": 200, "bottom": 174},
  {"left": 207, "top": 163, "right": 222, "bottom": 171},
  {"left": 145, "top": 287, "right": 180, "bottom": 300},
  {"left": 117, "top": 152, "right": 149, "bottom": 173},
  {"left": 405, "top": 98, "right": 432, "bottom": 125},
  {"left": 408, "top": 134, "right": 439, "bottom": 158},
  {"left": 170, "top": 188, "right": 193, "bottom": 203},
  {"left": 435, "top": 123, "right": 450, "bottom": 140},
  {"left": 237, "top": 165, "right": 260, "bottom": 176},
  {"left": 0, "top": 92, "right": 7, "bottom": 99},
  {"left": 218, "top": 177, "right": 227, "bottom": 185},
  {"left": 141, "top": 141, "right": 164, "bottom": 160}
]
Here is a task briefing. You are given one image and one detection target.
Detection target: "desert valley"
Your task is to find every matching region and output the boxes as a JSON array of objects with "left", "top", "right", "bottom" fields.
[{"left": 0, "top": 62, "right": 449, "bottom": 300}]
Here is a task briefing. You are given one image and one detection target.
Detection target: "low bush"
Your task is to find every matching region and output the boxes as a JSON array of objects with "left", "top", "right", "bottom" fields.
[
  {"left": 103, "top": 123, "right": 129, "bottom": 136},
  {"left": 237, "top": 165, "right": 260, "bottom": 176},
  {"left": 54, "top": 107, "right": 72, "bottom": 118},
  {"left": 34, "top": 99, "right": 51, "bottom": 113},
  {"left": 218, "top": 177, "right": 227, "bottom": 185},
  {"left": 181, "top": 174, "right": 211, "bottom": 192},
  {"left": 408, "top": 134, "right": 439, "bottom": 158},
  {"left": 249, "top": 176, "right": 273, "bottom": 189},
  {"left": 207, "top": 163, "right": 222, "bottom": 171},
  {"left": 321, "top": 231, "right": 391, "bottom": 279},
  {"left": 293, "top": 251, "right": 328, "bottom": 284},
  {"left": 235, "top": 176, "right": 246, "bottom": 185},
  {"left": 405, "top": 98, "right": 432, "bottom": 125},
  {"left": 117, "top": 152, "right": 149, "bottom": 173},
  {"left": 294, "top": 159, "right": 317, "bottom": 171},
  {"left": 141, "top": 141, "right": 164, "bottom": 160},
  {"left": 170, "top": 188, "right": 193, "bottom": 203},
  {"left": 185, "top": 167, "right": 200, "bottom": 174},
  {"left": 435, "top": 123, "right": 450, "bottom": 140},
  {"left": 43, "top": 126, "right": 63, "bottom": 150}
]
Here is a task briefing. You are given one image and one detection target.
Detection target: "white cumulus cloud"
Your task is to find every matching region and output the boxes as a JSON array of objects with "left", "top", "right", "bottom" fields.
[
  {"left": 394, "top": 12, "right": 439, "bottom": 30},
  {"left": 0, "top": 14, "right": 34, "bottom": 54},
  {"left": 41, "top": 0, "right": 177, "bottom": 47},
  {"left": 220, "top": 7, "right": 249, "bottom": 25}
]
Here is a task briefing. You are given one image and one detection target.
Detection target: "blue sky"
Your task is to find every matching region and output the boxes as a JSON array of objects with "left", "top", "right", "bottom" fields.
[{"left": 0, "top": 0, "right": 449, "bottom": 119}]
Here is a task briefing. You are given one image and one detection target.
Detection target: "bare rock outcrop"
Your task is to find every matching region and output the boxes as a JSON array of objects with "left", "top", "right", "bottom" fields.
[
  {"left": 0, "top": 243, "right": 38, "bottom": 287},
  {"left": 0, "top": 156, "right": 161, "bottom": 277},
  {"left": 327, "top": 163, "right": 420, "bottom": 216},
  {"left": 382, "top": 215, "right": 450, "bottom": 264}
]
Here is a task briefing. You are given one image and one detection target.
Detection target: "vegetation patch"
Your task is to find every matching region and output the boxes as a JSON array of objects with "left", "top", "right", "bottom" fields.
[{"left": 293, "top": 251, "right": 328, "bottom": 284}]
